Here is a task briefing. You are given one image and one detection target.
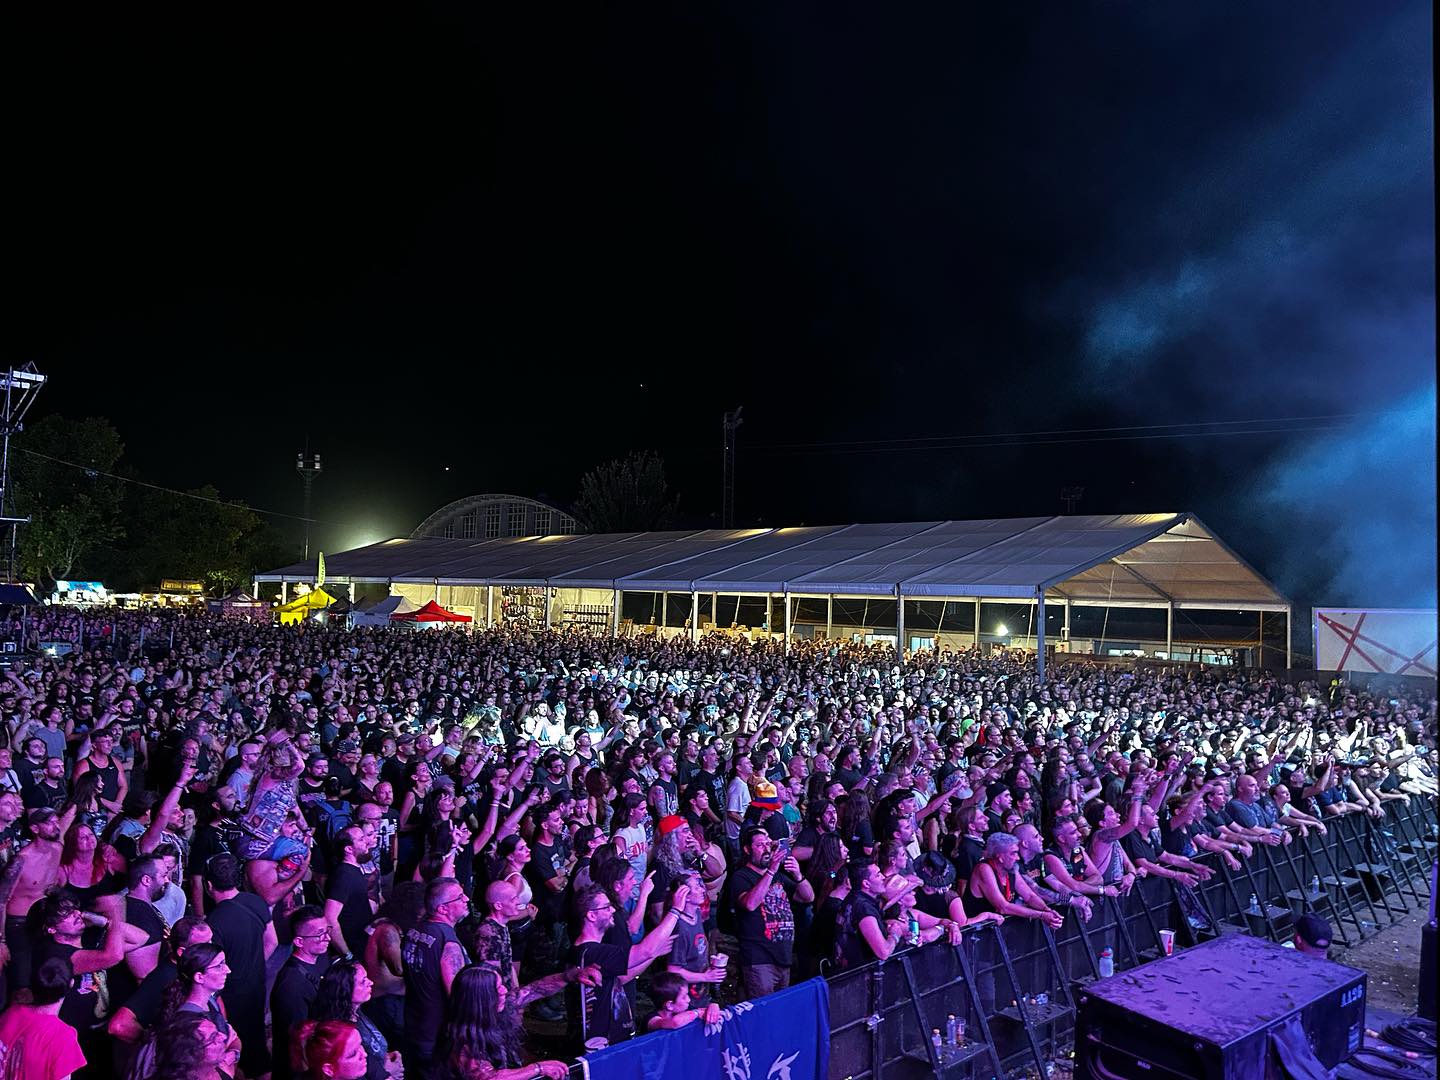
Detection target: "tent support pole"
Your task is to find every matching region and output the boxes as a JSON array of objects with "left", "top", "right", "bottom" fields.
[
  {"left": 486, "top": 585, "right": 494, "bottom": 628},
  {"left": 281, "top": 580, "right": 288, "bottom": 604},
  {"left": 1285, "top": 605, "right": 1292, "bottom": 668},
  {"left": 544, "top": 586, "right": 554, "bottom": 631},
  {"left": 690, "top": 590, "right": 699, "bottom": 642},
  {"left": 348, "top": 582, "right": 355, "bottom": 603},
  {"left": 1036, "top": 592, "right": 1046, "bottom": 682},
  {"left": 1063, "top": 599, "right": 1071, "bottom": 645},
  {"left": 826, "top": 595, "right": 833, "bottom": 640},
  {"left": 434, "top": 579, "right": 440, "bottom": 603},
  {"left": 783, "top": 592, "right": 792, "bottom": 654},
  {"left": 974, "top": 598, "right": 981, "bottom": 649},
  {"left": 661, "top": 592, "right": 668, "bottom": 632},
  {"left": 766, "top": 594, "right": 773, "bottom": 638},
  {"left": 896, "top": 593, "right": 905, "bottom": 661},
  {"left": 1259, "top": 611, "right": 1264, "bottom": 667},
  {"left": 612, "top": 590, "right": 621, "bottom": 635},
  {"left": 1166, "top": 601, "right": 1174, "bottom": 659}
]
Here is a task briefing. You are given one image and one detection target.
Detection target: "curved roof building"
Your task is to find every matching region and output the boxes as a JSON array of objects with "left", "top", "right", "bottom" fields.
[{"left": 411, "top": 494, "right": 581, "bottom": 541}]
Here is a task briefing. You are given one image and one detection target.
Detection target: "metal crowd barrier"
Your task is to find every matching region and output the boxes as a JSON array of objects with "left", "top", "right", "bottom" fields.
[
  {"left": 561, "top": 799, "right": 1436, "bottom": 1080},
  {"left": 824, "top": 797, "right": 1436, "bottom": 1079}
]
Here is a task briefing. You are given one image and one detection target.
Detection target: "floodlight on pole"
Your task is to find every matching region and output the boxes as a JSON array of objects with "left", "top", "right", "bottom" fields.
[
  {"left": 721, "top": 407, "right": 743, "bottom": 528},
  {"left": 996, "top": 624, "right": 1009, "bottom": 637},
  {"left": 0, "top": 364, "right": 47, "bottom": 582},
  {"left": 297, "top": 448, "right": 322, "bottom": 560}
]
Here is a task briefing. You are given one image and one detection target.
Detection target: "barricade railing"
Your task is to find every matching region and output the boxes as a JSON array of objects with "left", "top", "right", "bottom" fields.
[
  {"left": 822, "top": 798, "right": 1434, "bottom": 1079},
  {"left": 562, "top": 800, "right": 1436, "bottom": 1080}
]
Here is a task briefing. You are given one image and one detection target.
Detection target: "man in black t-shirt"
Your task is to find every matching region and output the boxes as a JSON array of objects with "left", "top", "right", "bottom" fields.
[
  {"left": 525, "top": 802, "right": 572, "bottom": 928},
  {"left": 20, "top": 756, "right": 68, "bottom": 812},
  {"left": 326, "top": 827, "right": 377, "bottom": 958},
  {"left": 271, "top": 906, "right": 335, "bottom": 1080},
  {"left": 568, "top": 883, "right": 684, "bottom": 1051},
  {"left": 205, "top": 853, "right": 272, "bottom": 1080},
  {"left": 725, "top": 826, "right": 814, "bottom": 1000},
  {"left": 108, "top": 855, "right": 168, "bottom": 1013}
]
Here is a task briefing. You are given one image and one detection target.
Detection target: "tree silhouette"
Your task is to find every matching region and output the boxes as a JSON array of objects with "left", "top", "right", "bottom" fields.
[{"left": 573, "top": 451, "right": 679, "bottom": 533}]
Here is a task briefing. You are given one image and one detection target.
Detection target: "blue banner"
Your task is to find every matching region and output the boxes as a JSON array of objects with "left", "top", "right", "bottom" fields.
[{"left": 579, "top": 979, "right": 830, "bottom": 1080}]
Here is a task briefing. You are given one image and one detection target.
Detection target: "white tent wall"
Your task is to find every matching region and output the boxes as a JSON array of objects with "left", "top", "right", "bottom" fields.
[
  {"left": 437, "top": 585, "right": 481, "bottom": 623},
  {"left": 392, "top": 583, "right": 436, "bottom": 610}
]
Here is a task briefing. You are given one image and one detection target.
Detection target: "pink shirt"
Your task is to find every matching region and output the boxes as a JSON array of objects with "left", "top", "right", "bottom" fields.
[{"left": 0, "top": 1006, "right": 87, "bottom": 1080}]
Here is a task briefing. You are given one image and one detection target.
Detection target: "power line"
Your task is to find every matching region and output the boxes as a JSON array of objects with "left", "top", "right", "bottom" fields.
[
  {"left": 745, "top": 422, "right": 1351, "bottom": 457},
  {"left": 14, "top": 447, "right": 357, "bottom": 528},
  {"left": 745, "top": 412, "right": 1370, "bottom": 452}
]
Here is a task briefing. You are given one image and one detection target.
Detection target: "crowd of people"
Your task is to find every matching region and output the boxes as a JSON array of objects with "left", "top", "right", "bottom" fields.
[{"left": 0, "top": 606, "right": 1433, "bottom": 1080}]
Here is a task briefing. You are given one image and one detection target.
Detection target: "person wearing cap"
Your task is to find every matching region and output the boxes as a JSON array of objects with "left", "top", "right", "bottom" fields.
[
  {"left": 1287, "top": 914, "right": 1332, "bottom": 957},
  {"left": 743, "top": 779, "right": 789, "bottom": 843}
]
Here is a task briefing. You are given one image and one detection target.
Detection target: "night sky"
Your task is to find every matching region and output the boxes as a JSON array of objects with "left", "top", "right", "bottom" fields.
[{"left": 8, "top": 4, "right": 1435, "bottom": 612}]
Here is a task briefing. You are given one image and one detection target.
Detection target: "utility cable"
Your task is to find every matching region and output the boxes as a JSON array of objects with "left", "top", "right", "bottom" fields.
[{"left": 13, "top": 447, "right": 357, "bottom": 528}]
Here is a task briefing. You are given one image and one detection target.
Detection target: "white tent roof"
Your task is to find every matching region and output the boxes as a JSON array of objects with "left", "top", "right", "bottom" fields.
[{"left": 257, "top": 513, "right": 1288, "bottom": 610}]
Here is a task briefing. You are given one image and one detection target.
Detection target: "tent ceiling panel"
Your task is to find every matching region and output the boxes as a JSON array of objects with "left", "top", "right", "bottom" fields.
[
  {"left": 791, "top": 518, "right": 1051, "bottom": 595},
  {"left": 393, "top": 532, "right": 653, "bottom": 584},
  {"left": 617, "top": 526, "right": 850, "bottom": 592},
  {"left": 901, "top": 514, "right": 1181, "bottom": 597},
  {"left": 257, "top": 513, "right": 1288, "bottom": 611},
  {"left": 692, "top": 522, "right": 942, "bottom": 593},
  {"left": 257, "top": 537, "right": 482, "bottom": 581},
  {"left": 560, "top": 529, "right": 768, "bottom": 588}
]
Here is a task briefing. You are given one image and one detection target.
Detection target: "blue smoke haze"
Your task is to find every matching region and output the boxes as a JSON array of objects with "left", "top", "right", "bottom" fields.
[{"left": 1062, "top": 5, "right": 1435, "bottom": 608}]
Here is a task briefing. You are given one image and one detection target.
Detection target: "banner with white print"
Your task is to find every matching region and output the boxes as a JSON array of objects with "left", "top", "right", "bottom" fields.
[{"left": 578, "top": 978, "right": 830, "bottom": 1080}]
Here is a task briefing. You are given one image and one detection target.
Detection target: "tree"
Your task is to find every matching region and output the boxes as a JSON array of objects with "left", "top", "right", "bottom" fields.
[
  {"left": 10, "top": 415, "right": 126, "bottom": 586},
  {"left": 121, "top": 486, "right": 284, "bottom": 593},
  {"left": 573, "top": 450, "right": 679, "bottom": 532}
]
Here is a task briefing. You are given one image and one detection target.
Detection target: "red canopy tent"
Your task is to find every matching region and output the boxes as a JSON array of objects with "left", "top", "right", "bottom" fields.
[{"left": 390, "top": 599, "right": 472, "bottom": 623}]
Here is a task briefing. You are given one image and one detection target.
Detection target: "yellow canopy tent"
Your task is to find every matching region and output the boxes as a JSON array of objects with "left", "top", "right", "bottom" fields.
[{"left": 275, "top": 586, "right": 337, "bottom": 625}]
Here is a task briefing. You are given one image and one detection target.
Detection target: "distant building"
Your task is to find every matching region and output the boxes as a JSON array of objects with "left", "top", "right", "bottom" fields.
[{"left": 411, "top": 494, "right": 581, "bottom": 541}]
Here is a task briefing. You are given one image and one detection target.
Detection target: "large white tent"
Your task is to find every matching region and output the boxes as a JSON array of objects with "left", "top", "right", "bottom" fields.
[{"left": 258, "top": 513, "right": 1291, "bottom": 671}]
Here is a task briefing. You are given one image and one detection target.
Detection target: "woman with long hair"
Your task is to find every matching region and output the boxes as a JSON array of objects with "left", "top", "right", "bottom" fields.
[
  {"left": 592, "top": 857, "right": 647, "bottom": 945},
  {"left": 291, "top": 1020, "right": 370, "bottom": 1080},
  {"left": 155, "top": 943, "right": 242, "bottom": 1067},
  {"left": 236, "top": 726, "right": 305, "bottom": 860},
  {"left": 65, "top": 771, "right": 110, "bottom": 839},
  {"left": 804, "top": 833, "right": 852, "bottom": 976},
  {"left": 436, "top": 966, "right": 568, "bottom": 1080},
  {"left": 836, "top": 790, "right": 874, "bottom": 858},
  {"left": 58, "top": 820, "right": 125, "bottom": 903},
  {"left": 152, "top": 1012, "right": 233, "bottom": 1080},
  {"left": 312, "top": 960, "right": 401, "bottom": 1080}
]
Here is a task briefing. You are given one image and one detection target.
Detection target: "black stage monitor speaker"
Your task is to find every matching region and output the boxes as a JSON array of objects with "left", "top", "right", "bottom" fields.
[
  {"left": 1074, "top": 935, "right": 1365, "bottom": 1080},
  {"left": 1420, "top": 921, "right": 1436, "bottom": 1021}
]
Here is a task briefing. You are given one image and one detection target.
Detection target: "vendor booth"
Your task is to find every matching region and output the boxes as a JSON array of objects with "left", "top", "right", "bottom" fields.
[
  {"left": 275, "top": 586, "right": 336, "bottom": 625},
  {"left": 390, "top": 599, "right": 471, "bottom": 626},
  {"left": 349, "top": 595, "right": 417, "bottom": 627}
]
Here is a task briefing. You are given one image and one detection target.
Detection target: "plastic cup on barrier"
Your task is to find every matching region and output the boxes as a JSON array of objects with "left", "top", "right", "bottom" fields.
[{"left": 1158, "top": 929, "right": 1175, "bottom": 956}]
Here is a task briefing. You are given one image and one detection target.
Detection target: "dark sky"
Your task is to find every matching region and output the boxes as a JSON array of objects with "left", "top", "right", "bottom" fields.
[{"left": 8, "top": 4, "right": 1435, "bottom": 609}]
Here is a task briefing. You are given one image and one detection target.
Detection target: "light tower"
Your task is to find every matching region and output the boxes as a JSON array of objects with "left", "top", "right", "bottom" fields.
[
  {"left": 296, "top": 449, "right": 322, "bottom": 560},
  {"left": 722, "top": 407, "right": 743, "bottom": 528},
  {"left": 0, "top": 364, "right": 47, "bottom": 582}
]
